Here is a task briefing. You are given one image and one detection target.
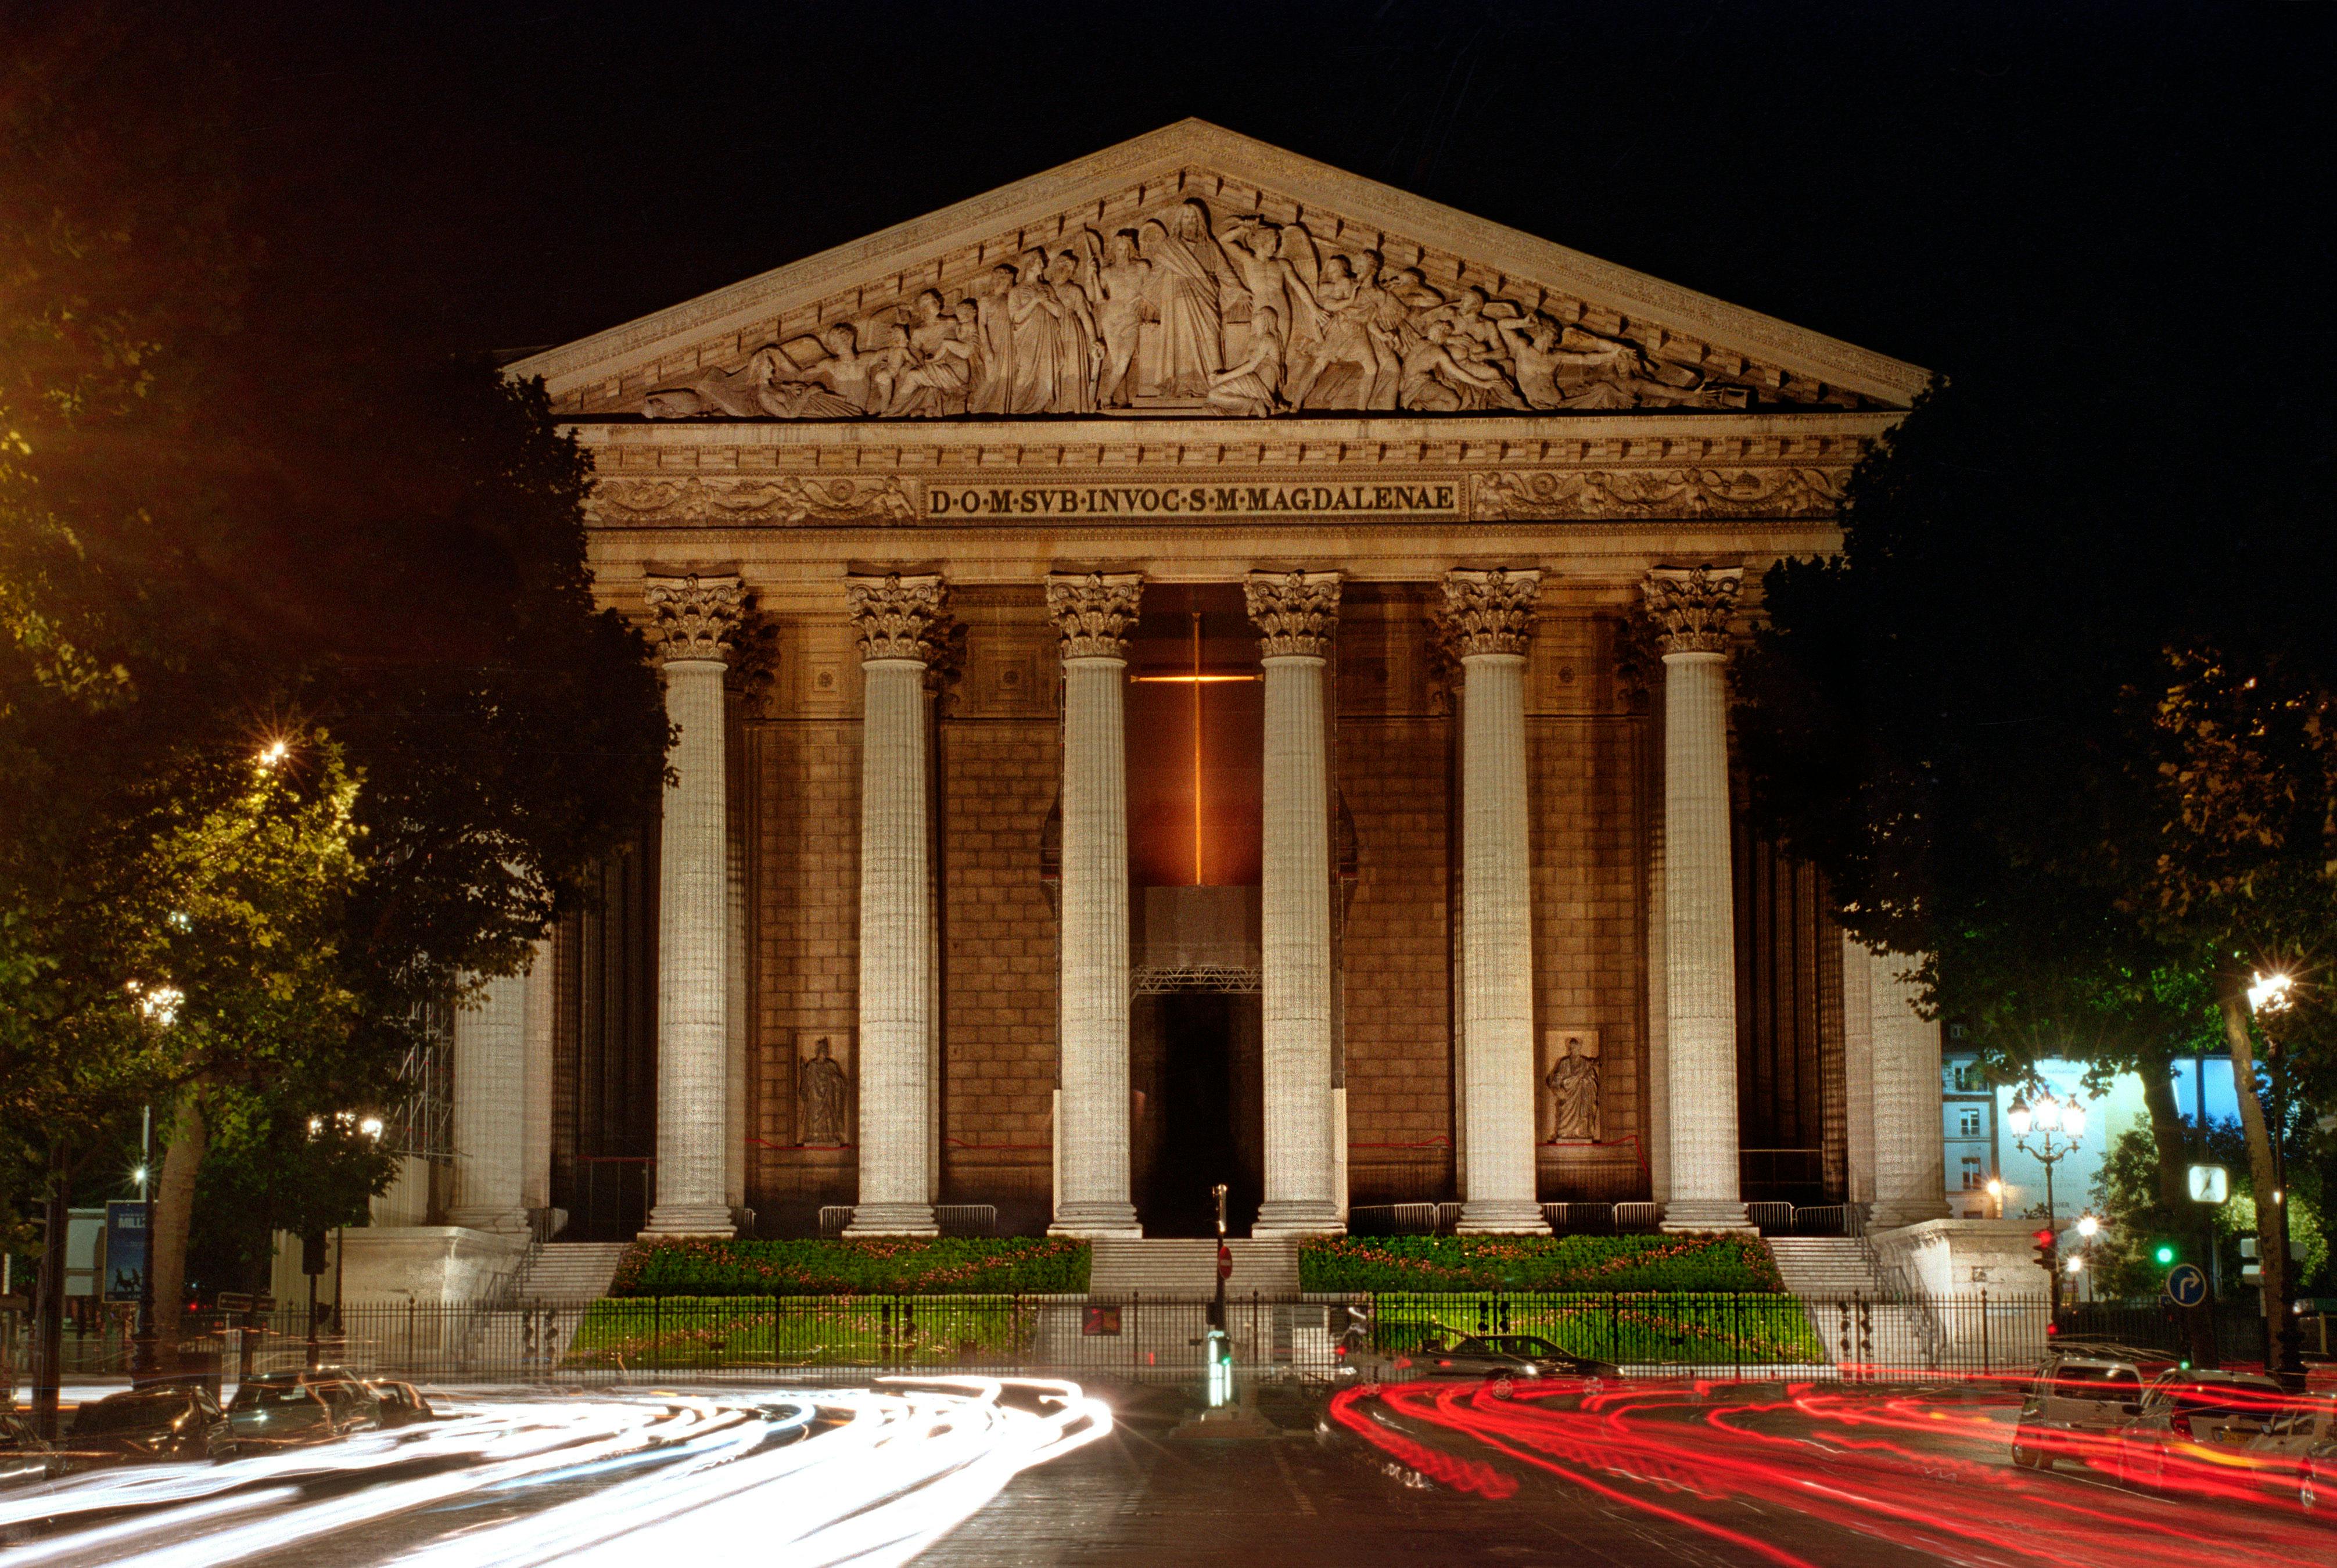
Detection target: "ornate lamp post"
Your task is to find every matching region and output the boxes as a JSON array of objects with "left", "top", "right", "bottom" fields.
[{"left": 2008, "top": 1090, "right": 2086, "bottom": 1325}]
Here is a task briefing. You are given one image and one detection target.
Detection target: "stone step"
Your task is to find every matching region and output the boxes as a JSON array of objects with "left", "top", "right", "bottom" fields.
[
  {"left": 1088, "top": 1237, "right": 1301, "bottom": 1297},
  {"left": 508, "top": 1243, "right": 632, "bottom": 1304}
]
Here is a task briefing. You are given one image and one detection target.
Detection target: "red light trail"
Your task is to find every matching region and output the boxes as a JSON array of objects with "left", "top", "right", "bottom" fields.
[{"left": 1334, "top": 1375, "right": 2329, "bottom": 1566}]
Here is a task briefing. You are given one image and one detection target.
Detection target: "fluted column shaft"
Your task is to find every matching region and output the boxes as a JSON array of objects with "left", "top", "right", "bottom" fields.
[
  {"left": 1047, "top": 573, "right": 1144, "bottom": 1237},
  {"left": 1444, "top": 569, "right": 1549, "bottom": 1235},
  {"left": 846, "top": 574, "right": 947, "bottom": 1236},
  {"left": 521, "top": 938, "right": 554, "bottom": 1216},
  {"left": 1869, "top": 948, "right": 1952, "bottom": 1228},
  {"left": 450, "top": 970, "right": 529, "bottom": 1233},
  {"left": 1248, "top": 571, "right": 1344, "bottom": 1236},
  {"left": 643, "top": 575, "right": 741, "bottom": 1237},
  {"left": 1644, "top": 566, "right": 1751, "bottom": 1232}
]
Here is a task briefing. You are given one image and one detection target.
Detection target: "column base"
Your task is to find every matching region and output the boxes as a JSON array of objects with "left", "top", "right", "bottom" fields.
[
  {"left": 640, "top": 1202, "right": 736, "bottom": 1240},
  {"left": 843, "top": 1203, "right": 940, "bottom": 1237},
  {"left": 1253, "top": 1200, "right": 1345, "bottom": 1238},
  {"left": 1660, "top": 1199, "right": 1756, "bottom": 1233},
  {"left": 1455, "top": 1198, "right": 1550, "bottom": 1235},
  {"left": 1049, "top": 1201, "right": 1141, "bottom": 1239}
]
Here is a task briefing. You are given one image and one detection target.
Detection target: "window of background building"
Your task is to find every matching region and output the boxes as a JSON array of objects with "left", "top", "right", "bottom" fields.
[
  {"left": 1959, "top": 1157, "right": 1985, "bottom": 1190},
  {"left": 1958, "top": 1106, "right": 1983, "bottom": 1138}
]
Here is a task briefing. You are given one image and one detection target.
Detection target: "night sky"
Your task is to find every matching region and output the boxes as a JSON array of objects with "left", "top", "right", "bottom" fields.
[{"left": 200, "top": 2, "right": 2329, "bottom": 382}]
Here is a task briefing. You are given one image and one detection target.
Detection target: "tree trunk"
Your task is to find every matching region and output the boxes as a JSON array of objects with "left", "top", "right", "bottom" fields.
[
  {"left": 150, "top": 1092, "right": 207, "bottom": 1360},
  {"left": 2134, "top": 1036, "right": 2215, "bottom": 1365},
  {"left": 2219, "top": 990, "right": 2285, "bottom": 1357},
  {"left": 30, "top": 1151, "right": 67, "bottom": 1440}
]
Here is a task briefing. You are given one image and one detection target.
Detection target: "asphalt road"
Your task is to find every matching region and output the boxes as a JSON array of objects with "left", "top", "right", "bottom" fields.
[
  {"left": 922, "top": 1375, "right": 2329, "bottom": 1567},
  {"left": 5, "top": 1376, "right": 2322, "bottom": 1566}
]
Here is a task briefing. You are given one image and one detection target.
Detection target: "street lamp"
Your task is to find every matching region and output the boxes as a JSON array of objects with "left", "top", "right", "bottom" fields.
[
  {"left": 2009, "top": 1089, "right": 2087, "bottom": 1327},
  {"left": 2247, "top": 970, "right": 2305, "bottom": 1388},
  {"left": 1985, "top": 1176, "right": 2004, "bottom": 1219}
]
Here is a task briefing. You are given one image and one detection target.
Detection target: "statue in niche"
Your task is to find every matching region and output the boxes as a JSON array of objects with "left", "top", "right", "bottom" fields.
[
  {"left": 1205, "top": 302, "right": 1286, "bottom": 417},
  {"left": 1077, "top": 228, "right": 1152, "bottom": 407},
  {"left": 1137, "top": 199, "right": 1230, "bottom": 397},
  {"left": 800, "top": 1036, "right": 850, "bottom": 1146},
  {"left": 1545, "top": 1034, "right": 1602, "bottom": 1142}
]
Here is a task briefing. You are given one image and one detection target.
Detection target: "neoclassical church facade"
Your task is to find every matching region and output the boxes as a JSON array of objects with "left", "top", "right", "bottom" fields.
[{"left": 349, "top": 122, "right": 1954, "bottom": 1287}]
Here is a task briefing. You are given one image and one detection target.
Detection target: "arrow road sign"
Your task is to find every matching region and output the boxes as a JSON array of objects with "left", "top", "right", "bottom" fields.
[{"left": 2164, "top": 1262, "right": 2209, "bottom": 1309}]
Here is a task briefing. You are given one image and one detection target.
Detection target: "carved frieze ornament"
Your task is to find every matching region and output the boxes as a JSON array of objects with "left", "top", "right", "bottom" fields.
[
  {"left": 1244, "top": 570, "right": 1343, "bottom": 659},
  {"left": 1476, "top": 467, "right": 1846, "bottom": 522},
  {"left": 643, "top": 574, "right": 744, "bottom": 663},
  {"left": 1044, "top": 572, "right": 1145, "bottom": 661},
  {"left": 1640, "top": 566, "right": 1744, "bottom": 656},
  {"left": 634, "top": 193, "right": 1857, "bottom": 423},
  {"left": 1439, "top": 568, "right": 1542, "bottom": 659},
  {"left": 590, "top": 475, "right": 916, "bottom": 527},
  {"left": 846, "top": 573, "right": 950, "bottom": 664}
]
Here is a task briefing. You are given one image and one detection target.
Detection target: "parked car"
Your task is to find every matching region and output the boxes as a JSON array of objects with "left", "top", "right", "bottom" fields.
[
  {"left": 2110, "top": 1368, "right": 2289, "bottom": 1494},
  {"left": 0, "top": 1413, "right": 60, "bottom": 1486},
  {"left": 2010, "top": 1341, "right": 2169, "bottom": 1471},
  {"left": 363, "top": 1381, "right": 438, "bottom": 1429},
  {"left": 227, "top": 1370, "right": 380, "bottom": 1451},
  {"left": 65, "top": 1384, "right": 235, "bottom": 1465},
  {"left": 2300, "top": 1413, "right": 2337, "bottom": 1520},
  {"left": 1356, "top": 1332, "right": 1618, "bottom": 1386}
]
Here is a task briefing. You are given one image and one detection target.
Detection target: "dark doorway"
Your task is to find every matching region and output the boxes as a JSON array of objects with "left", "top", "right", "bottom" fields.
[{"left": 1136, "top": 992, "right": 1262, "bottom": 1236}]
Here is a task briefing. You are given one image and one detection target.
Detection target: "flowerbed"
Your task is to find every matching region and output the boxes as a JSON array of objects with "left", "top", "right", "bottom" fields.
[
  {"left": 1371, "top": 1290, "right": 1827, "bottom": 1366},
  {"left": 565, "top": 1294, "right": 1035, "bottom": 1369},
  {"left": 608, "top": 1236, "right": 1090, "bottom": 1298},
  {"left": 1299, "top": 1233, "right": 1785, "bottom": 1293}
]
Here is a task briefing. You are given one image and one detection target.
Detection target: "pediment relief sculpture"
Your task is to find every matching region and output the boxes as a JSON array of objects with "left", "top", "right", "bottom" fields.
[{"left": 641, "top": 194, "right": 1862, "bottom": 424}]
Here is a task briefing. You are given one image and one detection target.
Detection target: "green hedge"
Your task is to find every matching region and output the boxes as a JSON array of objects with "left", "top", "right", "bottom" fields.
[
  {"left": 608, "top": 1237, "right": 1089, "bottom": 1298},
  {"left": 565, "top": 1294, "right": 1034, "bottom": 1369},
  {"left": 1299, "top": 1233, "right": 1786, "bottom": 1293},
  {"left": 1372, "top": 1291, "right": 1826, "bottom": 1366}
]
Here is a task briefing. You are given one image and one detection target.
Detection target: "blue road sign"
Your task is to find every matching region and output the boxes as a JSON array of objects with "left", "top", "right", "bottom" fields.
[{"left": 2164, "top": 1261, "right": 2208, "bottom": 1309}]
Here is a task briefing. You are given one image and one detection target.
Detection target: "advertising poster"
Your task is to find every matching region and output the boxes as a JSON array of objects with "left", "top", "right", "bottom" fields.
[{"left": 103, "top": 1200, "right": 148, "bottom": 1303}]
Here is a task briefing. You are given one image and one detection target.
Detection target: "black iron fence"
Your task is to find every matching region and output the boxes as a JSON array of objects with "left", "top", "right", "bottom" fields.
[{"left": 125, "top": 1289, "right": 2281, "bottom": 1386}]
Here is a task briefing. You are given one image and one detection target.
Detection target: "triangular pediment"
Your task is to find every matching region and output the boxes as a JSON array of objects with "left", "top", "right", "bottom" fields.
[{"left": 509, "top": 120, "right": 1925, "bottom": 421}]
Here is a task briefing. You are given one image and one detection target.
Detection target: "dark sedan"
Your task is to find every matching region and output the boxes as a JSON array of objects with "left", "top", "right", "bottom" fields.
[
  {"left": 1, "top": 1412, "right": 60, "bottom": 1486},
  {"left": 1354, "top": 1333, "right": 1619, "bottom": 1386},
  {"left": 364, "top": 1380, "right": 439, "bottom": 1429},
  {"left": 227, "top": 1372, "right": 381, "bottom": 1451},
  {"left": 64, "top": 1384, "right": 235, "bottom": 1466}
]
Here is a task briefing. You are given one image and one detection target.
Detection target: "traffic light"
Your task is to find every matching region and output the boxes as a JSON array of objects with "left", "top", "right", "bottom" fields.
[
  {"left": 2032, "top": 1228, "right": 2059, "bottom": 1275},
  {"left": 2152, "top": 1241, "right": 2178, "bottom": 1268}
]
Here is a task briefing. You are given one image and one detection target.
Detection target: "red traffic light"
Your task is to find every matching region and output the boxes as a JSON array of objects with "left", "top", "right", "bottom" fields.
[{"left": 2031, "top": 1229, "right": 2055, "bottom": 1247}]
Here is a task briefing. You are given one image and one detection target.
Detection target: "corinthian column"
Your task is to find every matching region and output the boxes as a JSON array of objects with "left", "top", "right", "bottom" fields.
[
  {"left": 1443, "top": 568, "right": 1549, "bottom": 1235},
  {"left": 642, "top": 574, "right": 742, "bottom": 1238},
  {"left": 1642, "top": 566, "right": 1751, "bottom": 1232},
  {"left": 448, "top": 970, "right": 529, "bottom": 1233},
  {"left": 845, "top": 574, "right": 947, "bottom": 1236},
  {"left": 1246, "top": 570, "right": 1345, "bottom": 1237},
  {"left": 1045, "top": 572, "right": 1144, "bottom": 1238}
]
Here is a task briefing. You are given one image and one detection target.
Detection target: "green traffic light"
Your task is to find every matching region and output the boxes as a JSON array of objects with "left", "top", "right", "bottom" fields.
[{"left": 2153, "top": 1243, "right": 2177, "bottom": 1266}]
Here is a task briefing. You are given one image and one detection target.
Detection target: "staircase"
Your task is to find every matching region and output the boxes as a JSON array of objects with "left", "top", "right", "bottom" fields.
[
  {"left": 1087, "top": 1237, "right": 1301, "bottom": 1297},
  {"left": 1764, "top": 1237, "right": 1891, "bottom": 1299},
  {"left": 1765, "top": 1237, "right": 1943, "bottom": 1370},
  {"left": 505, "top": 1242, "right": 632, "bottom": 1305}
]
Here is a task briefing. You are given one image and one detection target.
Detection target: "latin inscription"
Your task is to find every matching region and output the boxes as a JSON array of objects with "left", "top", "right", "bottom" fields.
[{"left": 927, "top": 483, "right": 1460, "bottom": 520}]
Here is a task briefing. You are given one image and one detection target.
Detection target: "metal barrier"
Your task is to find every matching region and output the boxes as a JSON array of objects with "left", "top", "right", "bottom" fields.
[{"left": 817, "top": 1204, "right": 1000, "bottom": 1238}]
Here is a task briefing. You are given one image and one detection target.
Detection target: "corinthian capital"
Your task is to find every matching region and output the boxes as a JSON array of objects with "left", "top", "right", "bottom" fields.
[
  {"left": 1244, "top": 570, "right": 1342, "bottom": 659},
  {"left": 1640, "top": 566, "right": 1743, "bottom": 656},
  {"left": 1439, "top": 568, "right": 1542, "bottom": 659},
  {"left": 1044, "top": 572, "right": 1144, "bottom": 661},
  {"left": 644, "top": 573, "right": 744, "bottom": 663},
  {"left": 846, "top": 573, "right": 949, "bottom": 664}
]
